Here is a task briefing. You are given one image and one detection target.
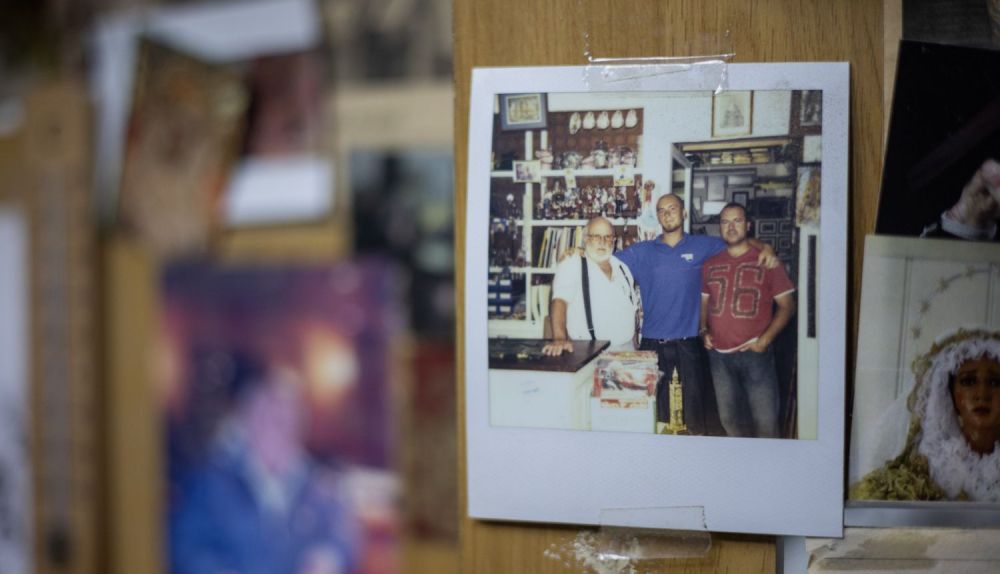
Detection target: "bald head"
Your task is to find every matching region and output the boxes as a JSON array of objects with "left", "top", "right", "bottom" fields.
[
  {"left": 586, "top": 216, "right": 613, "bottom": 236},
  {"left": 655, "top": 193, "right": 685, "bottom": 233}
]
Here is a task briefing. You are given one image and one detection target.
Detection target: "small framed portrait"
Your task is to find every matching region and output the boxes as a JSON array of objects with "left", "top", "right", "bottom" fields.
[
  {"left": 711, "top": 90, "right": 753, "bottom": 137},
  {"left": 731, "top": 190, "right": 749, "bottom": 207},
  {"left": 500, "top": 93, "right": 547, "bottom": 130},
  {"left": 512, "top": 160, "right": 541, "bottom": 183}
]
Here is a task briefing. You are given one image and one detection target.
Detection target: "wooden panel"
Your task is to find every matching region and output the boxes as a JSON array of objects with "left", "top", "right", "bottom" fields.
[
  {"left": 454, "top": 1, "right": 882, "bottom": 571},
  {"left": 103, "top": 237, "right": 162, "bottom": 574},
  {"left": 19, "top": 81, "right": 100, "bottom": 574}
]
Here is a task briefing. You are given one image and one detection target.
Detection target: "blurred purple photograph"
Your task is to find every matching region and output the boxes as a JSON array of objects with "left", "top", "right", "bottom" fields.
[{"left": 158, "top": 261, "right": 402, "bottom": 574}]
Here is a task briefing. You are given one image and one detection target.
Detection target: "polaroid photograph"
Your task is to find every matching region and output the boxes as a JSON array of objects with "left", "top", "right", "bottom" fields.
[
  {"left": 848, "top": 235, "right": 1000, "bottom": 526},
  {"left": 876, "top": 40, "right": 1000, "bottom": 241},
  {"left": 159, "top": 261, "right": 402, "bottom": 573},
  {"left": 466, "top": 63, "right": 849, "bottom": 536}
]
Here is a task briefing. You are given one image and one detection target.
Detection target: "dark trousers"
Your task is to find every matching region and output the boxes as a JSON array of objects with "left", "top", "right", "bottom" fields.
[
  {"left": 708, "top": 348, "right": 780, "bottom": 438},
  {"left": 640, "top": 336, "right": 708, "bottom": 435}
]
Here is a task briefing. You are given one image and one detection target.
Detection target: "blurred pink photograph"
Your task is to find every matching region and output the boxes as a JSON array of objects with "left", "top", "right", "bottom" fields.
[{"left": 158, "top": 261, "right": 401, "bottom": 574}]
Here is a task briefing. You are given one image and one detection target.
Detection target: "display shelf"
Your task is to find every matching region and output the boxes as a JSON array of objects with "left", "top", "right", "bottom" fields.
[
  {"left": 491, "top": 168, "right": 641, "bottom": 178},
  {"left": 488, "top": 109, "right": 648, "bottom": 339}
]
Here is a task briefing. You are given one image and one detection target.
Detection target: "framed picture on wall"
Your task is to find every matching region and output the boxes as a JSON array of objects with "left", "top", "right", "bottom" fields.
[
  {"left": 711, "top": 90, "right": 753, "bottom": 137},
  {"left": 499, "top": 93, "right": 547, "bottom": 130},
  {"left": 799, "top": 90, "right": 822, "bottom": 126},
  {"left": 466, "top": 63, "right": 850, "bottom": 538},
  {"left": 512, "top": 160, "right": 541, "bottom": 183}
]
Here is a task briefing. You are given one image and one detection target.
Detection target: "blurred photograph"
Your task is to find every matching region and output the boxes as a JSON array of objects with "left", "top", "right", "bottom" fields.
[
  {"left": 222, "top": 48, "right": 335, "bottom": 226},
  {"left": 117, "top": 39, "right": 246, "bottom": 255},
  {"left": 876, "top": 41, "right": 1000, "bottom": 241},
  {"left": 159, "top": 262, "right": 401, "bottom": 574},
  {"left": 349, "top": 149, "right": 457, "bottom": 540}
]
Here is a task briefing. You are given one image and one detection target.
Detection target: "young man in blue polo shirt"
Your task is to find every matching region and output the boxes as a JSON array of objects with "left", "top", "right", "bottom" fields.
[{"left": 616, "top": 193, "right": 776, "bottom": 435}]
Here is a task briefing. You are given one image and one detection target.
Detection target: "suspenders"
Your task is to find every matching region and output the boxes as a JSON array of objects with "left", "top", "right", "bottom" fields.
[
  {"left": 581, "top": 257, "right": 596, "bottom": 340},
  {"left": 580, "top": 257, "right": 635, "bottom": 341}
]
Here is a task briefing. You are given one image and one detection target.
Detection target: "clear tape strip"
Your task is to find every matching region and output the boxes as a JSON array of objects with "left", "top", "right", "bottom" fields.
[
  {"left": 594, "top": 506, "right": 713, "bottom": 560},
  {"left": 595, "top": 526, "right": 712, "bottom": 560},
  {"left": 581, "top": 28, "right": 736, "bottom": 94},
  {"left": 582, "top": 59, "right": 732, "bottom": 94}
]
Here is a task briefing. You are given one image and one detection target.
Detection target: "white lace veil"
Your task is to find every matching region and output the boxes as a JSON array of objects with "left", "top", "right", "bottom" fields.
[{"left": 911, "top": 328, "right": 1000, "bottom": 502}]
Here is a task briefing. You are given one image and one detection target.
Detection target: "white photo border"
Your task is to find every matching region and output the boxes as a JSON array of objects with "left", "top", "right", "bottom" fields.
[{"left": 465, "top": 63, "right": 849, "bottom": 537}]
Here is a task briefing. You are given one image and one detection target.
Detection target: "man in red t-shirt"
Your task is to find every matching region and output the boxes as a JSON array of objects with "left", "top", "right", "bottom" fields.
[{"left": 699, "top": 203, "right": 796, "bottom": 438}]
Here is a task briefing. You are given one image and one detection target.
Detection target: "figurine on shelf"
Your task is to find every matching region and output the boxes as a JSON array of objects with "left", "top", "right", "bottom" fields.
[
  {"left": 592, "top": 140, "right": 609, "bottom": 169},
  {"left": 636, "top": 179, "right": 660, "bottom": 240},
  {"left": 596, "top": 110, "right": 610, "bottom": 130},
  {"left": 607, "top": 146, "right": 621, "bottom": 168},
  {"left": 489, "top": 219, "right": 521, "bottom": 267},
  {"left": 611, "top": 110, "right": 624, "bottom": 129},
  {"left": 535, "top": 147, "right": 553, "bottom": 170},
  {"left": 620, "top": 146, "right": 636, "bottom": 167},
  {"left": 561, "top": 151, "right": 582, "bottom": 170},
  {"left": 625, "top": 108, "right": 638, "bottom": 128},
  {"left": 661, "top": 368, "right": 689, "bottom": 435},
  {"left": 614, "top": 186, "right": 627, "bottom": 217}
]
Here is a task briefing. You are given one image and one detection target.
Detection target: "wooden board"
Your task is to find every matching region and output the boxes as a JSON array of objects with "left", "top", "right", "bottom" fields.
[
  {"left": 1, "top": 81, "right": 101, "bottom": 574},
  {"left": 454, "top": 0, "right": 882, "bottom": 571}
]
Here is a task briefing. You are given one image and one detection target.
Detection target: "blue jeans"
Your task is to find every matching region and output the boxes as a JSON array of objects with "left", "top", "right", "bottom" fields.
[
  {"left": 639, "top": 337, "right": 708, "bottom": 435},
  {"left": 707, "top": 348, "right": 780, "bottom": 438}
]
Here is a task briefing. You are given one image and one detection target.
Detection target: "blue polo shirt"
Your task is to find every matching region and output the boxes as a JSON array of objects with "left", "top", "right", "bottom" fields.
[{"left": 616, "top": 234, "right": 725, "bottom": 340}]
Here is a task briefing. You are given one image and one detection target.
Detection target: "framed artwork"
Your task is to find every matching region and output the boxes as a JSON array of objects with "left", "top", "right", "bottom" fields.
[
  {"left": 512, "top": 160, "right": 542, "bottom": 183},
  {"left": 790, "top": 90, "right": 824, "bottom": 136},
  {"left": 499, "top": 93, "right": 547, "bottom": 130},
  {"left": 711, "top": 90, "right": 753, "bottom": 137},
  {"left": 799, "top": 90, "right": 823, "bottom": 126}
]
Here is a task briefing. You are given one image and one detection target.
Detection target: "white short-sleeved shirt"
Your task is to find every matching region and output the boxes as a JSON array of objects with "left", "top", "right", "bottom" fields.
[{"left": 552, "top": 254, "right": 638, "bottom": 349}]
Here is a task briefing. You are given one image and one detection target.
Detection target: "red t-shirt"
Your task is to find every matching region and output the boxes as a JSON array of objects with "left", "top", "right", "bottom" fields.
[{"left": 700, "top": 247, "right": 795, "bottom": 352}]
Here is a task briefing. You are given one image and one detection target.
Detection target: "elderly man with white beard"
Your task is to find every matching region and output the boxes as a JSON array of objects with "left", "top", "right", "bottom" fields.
[{"left": 542, "top": 216, "right": 640, "bottom": 356}]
